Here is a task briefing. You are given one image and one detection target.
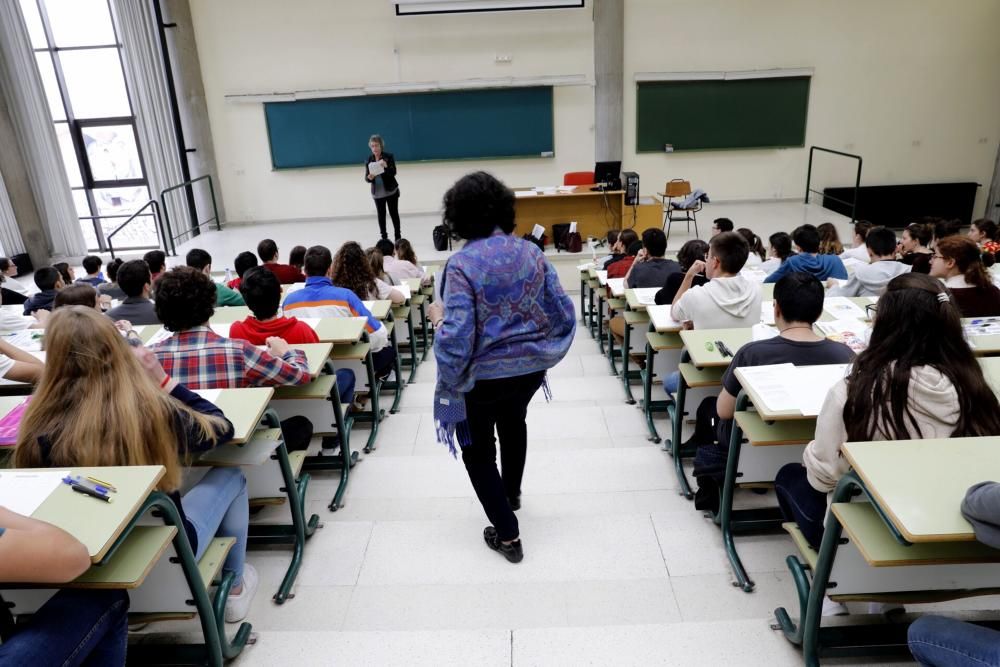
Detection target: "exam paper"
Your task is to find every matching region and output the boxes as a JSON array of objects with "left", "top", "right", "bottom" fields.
[
  {"left": 531, "top": 224, "right": 546, "bottom": 240},
  {"left": 646, "top": 304, "right": 681, "bottom": 331},
  {"left": 606, "top": 278, "right": 626, "bottom": 297},
  {"left": 823, "top": 297, "right": 867, "bottom": 320},
  {"left": 738, "top": 363, "right": 848, "bottom": 416},
  {"left": 596, "top": 270, "right": 609, "bottom": 286},
  {"left": 367, "top": 161, "right": 384, "bottom": 176},
  {"left": 0, "top": 470, "right": 69, "bottom": 516},
  {"left": 144, "top": 328, "right": 174, "bottom": 347},
  {"left": 815, "top": 319, "right": 871, "bottom": 353},
  {"left": 3, "top": 330, "right": 43, "bottom": 351},
  {"left": 760, "top": 300, "right": 776, "bottom": 325}
]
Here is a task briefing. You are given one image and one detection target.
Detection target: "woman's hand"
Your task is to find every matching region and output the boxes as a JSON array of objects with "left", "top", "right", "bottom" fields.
[
  {"left": 130, "top": 344, "right": 177, "bottom": 392},
  {"left": 427, "top": 302, "right": 444, "bottom": 327}
]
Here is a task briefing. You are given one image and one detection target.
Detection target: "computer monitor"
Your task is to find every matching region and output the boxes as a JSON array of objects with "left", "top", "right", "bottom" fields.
[{"left": 593, "top": 161, "right": 622, "bottom": 190}]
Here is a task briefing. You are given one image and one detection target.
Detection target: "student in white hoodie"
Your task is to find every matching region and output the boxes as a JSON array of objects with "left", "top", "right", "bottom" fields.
[
  {"left": 826, "top": 226, "right": 911, "bottom": 298},
  {"left": 839, "top": 221, "right": 873, "bottom": 263},
  {"left": 775, "top": 271, "right": 1000, "bottom": 567},
  {"left": 671, "top": 231, "right": 762, "bottom": 329}
]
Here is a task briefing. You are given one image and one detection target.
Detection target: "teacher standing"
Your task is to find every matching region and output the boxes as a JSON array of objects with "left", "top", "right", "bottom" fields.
[
  {"left": 364, "top": 134, "right": 402, "bottom": 241},
  {"left": 428, "top": 171, "right": 576, "bottom": 564}
]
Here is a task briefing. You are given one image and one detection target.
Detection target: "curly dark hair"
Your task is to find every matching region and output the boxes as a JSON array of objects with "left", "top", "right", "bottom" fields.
[
  {"left": 154, "top": 266, "right": 216, "bottom": 332},
  {"left": 442, "top": 171, "right": 515, "bottom": 240},
  {"left": 332, "top": 242, "right": 378, "bottom": 300}
]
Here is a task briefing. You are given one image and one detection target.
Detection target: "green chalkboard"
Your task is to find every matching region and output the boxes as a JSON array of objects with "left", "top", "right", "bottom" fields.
[
  {"left": 264, "top": 87, "right": 554, "bottom": 169},
  {"left": 636, "top": 77, "right": 810, "bottom": 152}
]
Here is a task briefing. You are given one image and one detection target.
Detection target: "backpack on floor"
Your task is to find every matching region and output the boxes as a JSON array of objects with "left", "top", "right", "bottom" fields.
[{"left": 280, "top": 415, "right": 314, "bottom": 452}]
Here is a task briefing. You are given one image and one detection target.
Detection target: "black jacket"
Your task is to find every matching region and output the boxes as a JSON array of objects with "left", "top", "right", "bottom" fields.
[{"left": 364, "top": 152, "right": 399, "bottom": 197}]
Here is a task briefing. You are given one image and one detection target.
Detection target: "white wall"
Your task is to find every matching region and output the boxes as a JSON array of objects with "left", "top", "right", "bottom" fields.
[
  {"left": 188, "top": 0, "right": 596, "bottom": 223},
  {"left": 624, "top": 0, "right": 1000, "bottom": 214}
]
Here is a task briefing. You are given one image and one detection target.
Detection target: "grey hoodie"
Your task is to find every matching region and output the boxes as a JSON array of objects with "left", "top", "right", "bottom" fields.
[
  {"left": 672, "top": 274, "right": 763, "bottom": 330},
  {"left": 803, "top": 365, "right": 960, "bottom": 493},
  {"left": 827, "top": 260, "right": 912, "bottom": 298}
]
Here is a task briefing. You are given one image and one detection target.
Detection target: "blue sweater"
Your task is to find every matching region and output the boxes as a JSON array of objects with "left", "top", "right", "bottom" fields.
[{"left": 764, "top": 253, "right": 848, "bottom": 283}]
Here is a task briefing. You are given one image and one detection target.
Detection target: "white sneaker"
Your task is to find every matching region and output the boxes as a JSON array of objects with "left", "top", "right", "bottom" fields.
[
  {"left": 225, "top": 563, "right": 259, "bottom": 623},
  {"left": 867, "top": 601, "right": 904, "bottom": 616},
  {"left": 821, "top": 596, "right": 848, "bottom": 617}
]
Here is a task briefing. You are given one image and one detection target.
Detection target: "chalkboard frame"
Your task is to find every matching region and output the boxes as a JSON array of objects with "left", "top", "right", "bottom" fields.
[
  {"left": 263, "top": 86, "right": 556, "bottom": 170},
  {"left": 635, "top": 76, "right": 811, "bottom": 153}
]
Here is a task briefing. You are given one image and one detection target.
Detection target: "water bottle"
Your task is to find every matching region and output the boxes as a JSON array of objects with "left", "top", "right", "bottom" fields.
[{"left": 224, "top": 268, "right": 233, "bottom": 284}]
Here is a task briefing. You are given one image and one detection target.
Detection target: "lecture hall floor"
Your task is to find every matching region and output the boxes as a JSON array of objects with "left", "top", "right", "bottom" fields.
[{"left": 161, "top": 202, "right": 955, "bottom": 665}]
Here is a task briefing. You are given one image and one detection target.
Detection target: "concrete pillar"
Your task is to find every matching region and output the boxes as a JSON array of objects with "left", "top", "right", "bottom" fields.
[
  {"left": 594, "top": 0, "right": 624, "bottom": 163},
  {"left": 0, "top": 86, "right": 51, "bottom": 268},
  {"left": 159, "top": 0, "right": 226, "bottom": 226}
]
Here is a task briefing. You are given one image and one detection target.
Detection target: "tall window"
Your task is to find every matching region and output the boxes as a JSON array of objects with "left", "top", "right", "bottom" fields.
[{"left": 19, "top": 0, "right": 158, "bottom": 251}]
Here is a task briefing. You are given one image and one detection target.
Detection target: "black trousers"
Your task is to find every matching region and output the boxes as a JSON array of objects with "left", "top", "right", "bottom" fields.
[
  {"left": 461, "top": 370, "right": 545, "bottom": 542},
  {"left": 774, "top": 462, "right": 828, "bottom": 550},
  {"left": 374, "top": 193, "right": 401, "bottom": 240}
]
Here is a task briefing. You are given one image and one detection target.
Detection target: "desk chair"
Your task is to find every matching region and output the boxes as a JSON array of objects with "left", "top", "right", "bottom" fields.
[
  {"left": 657, "top": 179, "right": 702, "bottom": 246},
  {"left": 563, "top": 171, "right": 595, "bottom": 186}
]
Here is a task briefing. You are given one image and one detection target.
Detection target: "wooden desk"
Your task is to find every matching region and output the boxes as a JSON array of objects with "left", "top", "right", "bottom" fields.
[
  {"left": 680, "top": 329, "right": 753, "bottom": 367},
  {"left": 362, "top": 300, "right": 391, "bottom": 321},
  {"left": 734, "top": 364, "right": 848, "bottom": 421},
  {"left": 291, "top": 343, "right": 334, "bottom": 375},
  {"left": 624, "top": 288, "right": 659, "bottom": 311},
  {"left": 608, "top": 278, "right": 625, "bottom": 298},
  {"left": 646, "top": 304, "right": 682, "bottom": 333},
  {"left": 311, "top": 317, "right": 366, "bottom": 344},
  {"left": 843, "top": 437, "right": 1000, "bottom": 543},
  {"left": 23, "top": 465, "right": 165, "bottom": 562},
  {"left": 513, "top": 186, "right": 623, "bottom": 241}
]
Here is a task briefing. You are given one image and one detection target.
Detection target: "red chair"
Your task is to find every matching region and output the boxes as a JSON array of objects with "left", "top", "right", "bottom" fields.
[{"left": 563, "top": 171, "right": 595, "bottom": 186}]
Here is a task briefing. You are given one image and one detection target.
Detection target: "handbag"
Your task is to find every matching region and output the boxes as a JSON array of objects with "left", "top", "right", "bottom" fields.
[
  {"left": 566, "top": 231, "right": 583, "bottom": 253},
  {"left": 522, "top": 233, "right": 546, "bottom": 251},
  {"left": 432, "top": 225, "right": 449, "bottom": 252}
]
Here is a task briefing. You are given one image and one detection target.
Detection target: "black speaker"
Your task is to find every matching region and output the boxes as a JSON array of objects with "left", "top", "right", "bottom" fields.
[{"left": 623, "top": 171, "right": 639, "bottom": 206}]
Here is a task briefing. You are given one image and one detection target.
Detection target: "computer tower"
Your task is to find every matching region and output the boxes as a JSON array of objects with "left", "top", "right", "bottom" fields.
[{"left": 623, "top": 171, "right": 639, "bottom": 206}]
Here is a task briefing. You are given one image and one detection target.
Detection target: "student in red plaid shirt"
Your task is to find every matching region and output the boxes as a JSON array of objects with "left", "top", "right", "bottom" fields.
[{"left": 151, "top": 267, "right": 312, "bottom": 389}]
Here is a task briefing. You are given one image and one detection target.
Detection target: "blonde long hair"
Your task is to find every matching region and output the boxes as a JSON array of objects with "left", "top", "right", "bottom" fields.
[{"left": 14, "top": 307, "right": 227, "bottom": 491}]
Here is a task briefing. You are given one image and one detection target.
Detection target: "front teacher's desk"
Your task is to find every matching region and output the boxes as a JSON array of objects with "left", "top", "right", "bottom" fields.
[
  {"left": 513, "top": 187, "right": 624, "bottom": 240},
  {"left": 194, "top": 386, "right": 320, "bottom": 605},
  {"left": 775, "top": 437, "right": 1000, "bottom": 666},
  {"left": 0, "top": 465, "right": 252, "bottom": 665}
]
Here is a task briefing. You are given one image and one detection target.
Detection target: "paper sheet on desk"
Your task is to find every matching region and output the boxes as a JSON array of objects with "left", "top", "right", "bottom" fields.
[
  {"left": 815, "top": 319, "right": 871, "bottom": 353},
  {"left": 596, "top": 270, "right": 608, "bottom": 286},
  {"left": 514, "top": 190, "right": 538, "bottom": 198},
  {"left": 634, "top": 288, "right": 659, "bottom": 306},
  {"left": 738, "top": 363, "right": 848, "bottom": 416},
  {"left": 2, "top": 329, "right": 43, "bottom": 351},
  {"left": 0, "top": 470, "right": 69, "bottom": 516},
  {"left": 646, "top": 304, "right": 680, "bottom": 331},
  {"left": 760, "top": 300, "right": 775, "bottom": 325},
  {"left": 964, "top": 317, "right": 1000, "bottom": 337},
  {"left": 145, "top": 328, "right": 174, "bottom": 347},
  {"left": 606, "top": 278, "right": 625, "bottom": 297},
  {"left": 824, "top": 296, "right": 867, "bottom": 320}
]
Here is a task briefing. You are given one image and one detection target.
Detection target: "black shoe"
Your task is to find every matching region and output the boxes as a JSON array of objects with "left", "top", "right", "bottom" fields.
[
  {"left": 483, "top": 526, "right": 523, "bottom": 563},
  {"left": 508, "top": 496, "right": 521, "bottom": 511}
]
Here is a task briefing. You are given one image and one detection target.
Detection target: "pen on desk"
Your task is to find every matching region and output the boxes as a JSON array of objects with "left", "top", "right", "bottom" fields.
[
  {"left": 71, "top": 484, "right": 112, "bottom": 503},
  {"left": 715, "top": 340, "right": 733, "bottom": 358}
]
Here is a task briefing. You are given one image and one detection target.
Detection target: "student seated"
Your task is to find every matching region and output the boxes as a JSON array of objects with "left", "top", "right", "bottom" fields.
[
  {"left": 105, "top": 259, "right": 160, "bottom": 325},
  {"left": 931, "top": 217, "right": 963, "bottom": 249},
  {"left": 367, "top": 247, "right": 395, "bottom": 287},
  {"left": 152, "top": 267, "right": 312, "bottom": 388},
  {"left": 333, "top": 242, "right": 405, "bottom": 305},
  {"left": 604, "top": 229, "right": 639, "bottom": 274},
  {"left": 288, "top": 245, "right": 307, "bottom": 274},
  {"left": 377, "top": 238, "right": 425, "bottom": 284},
  {"left": 227, "top": 251, "right": 258, "bottom": 291},
  {"left": 0, "top": 507, "right": 128, "bottom": 665},
  {"left": 897, "top": 222, "right": 934, "bottom": 274},
  {"left": 710, "top": 218, "right": 734, "bottom": 237},
  {"left": 22, "top": 267, "right": 63, "bottom": 316},
  {"left": 0, "top": 257, "right": 31, "bottom": 297},
  {"left": 930, "top": 236, "right": 1000, "bottom": 317},
  {"left": 817, "top": 222, "right": 843, "bottom": 255},
  {"left": 655, "top": 239, "right": 708, "bottom": 306},
  {"left": 0, "top": 289, "right": 45, "bottom": 332},
  {"left": 671, "top": 231, "right": 762, "bottom": 329},
  {"left": 827, "top": 226, "right": 910, "bottom": 297},
  {"left": 186, "top": 249, "right": 245, "bottom": 307},
  {"left": 54, "top": 283, "right": 100, "bottom": 310},
  {"left": 97, "top": 258, "right": 127, "bottom": 300},
  {"left": 258, "top": 238, "right": 306, "bottom": 284},
  {"left": 623, "top": 228, "right": 680, "bottom": 289},
  {"left": 776, "top": 272, "right": 1000, "bottom": 559},
  {"left": 53, "top": 262, "right": 74, "bottom": 286},
  {"left": 75, "top": 255, "right": 105, "bottom": 287},
  {"left": 15, "top": 306, "right": 260, "bottom": 622},
  {"left": 760, "top": 231, "right": 795, "bottom": 274},
  {"left": 969, "top": 217, "right": 1000, "bottom": 256},
  {"left": 143, "top": 249, "right": 166, "bottom": 284},
  {"left": 231, "top": 266, "right": 355, "bottom": 406},
  {"left": 283, "top": 245, "right": 395, "bottom": 378},
  {"left": 764, "top": 224, "right": 847, "bottom": 283},
  {"left": 840, "top": 220, "right": 873, "bottom": 263},
  {"left": 737, "top": 228, "right": 766, "bottom": 267},
  {"left": 689, "top": 272, "right": 854, "bottom": 511}
]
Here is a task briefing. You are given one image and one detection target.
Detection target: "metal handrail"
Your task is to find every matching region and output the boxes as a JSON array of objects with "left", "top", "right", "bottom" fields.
[
  {"left": 106, "top": 200, "right": 163, "bottom": 260},
  {"left": 804, "top": 146, "right": 863, "bottom": 223},
  {"left": 160, "top": 175, "right": 221, "bottom": 256}
]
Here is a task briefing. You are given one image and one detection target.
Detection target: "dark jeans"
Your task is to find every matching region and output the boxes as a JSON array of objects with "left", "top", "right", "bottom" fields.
[
  {"left": 775, "top": 462, "right": 828, "bottom": 550},
  {"left": 908, "top": 615, "right": 1000, "bottom": 666},
  {"left": 0, "top": 589, "right": 129, "bottom": 666},
  {"left": 462, "top": 370, "right": 545, "bottom": 542},
  {"left": 374, "top": 193, "right": 401, "bottom": 240},
  {"left": 335, "top": 368, "right": 356, "bottom": 406},
  {"left": 372, "top": 346, "right": 396, "bottom": 380}
]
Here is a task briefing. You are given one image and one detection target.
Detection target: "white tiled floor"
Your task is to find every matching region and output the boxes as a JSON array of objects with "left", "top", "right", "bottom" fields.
[{"left": 216, "top": 310, "right": 935, "bottom": 666}]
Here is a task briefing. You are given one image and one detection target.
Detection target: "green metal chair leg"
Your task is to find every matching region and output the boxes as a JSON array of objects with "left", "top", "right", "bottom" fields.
[
  {"left": 596, "top": 294, "right": 606, "bottom": 354},
  {"left": 405, "top": 310, "right": 419, "bottom": 384},
  {"left": 621, "top": 320, "right": 636, "bottom": 404},
  {"left": 643, "top": 338, "right": 662, "bottom": 443},
  {"left": 670, "top": 352, "right": 694, "bottom": 499},
  {"left": 418, "top": 301, "right": 430, "bottom": 363},
  {"left": 720, "top": 405, "right": 754, "bottom": 591}
]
